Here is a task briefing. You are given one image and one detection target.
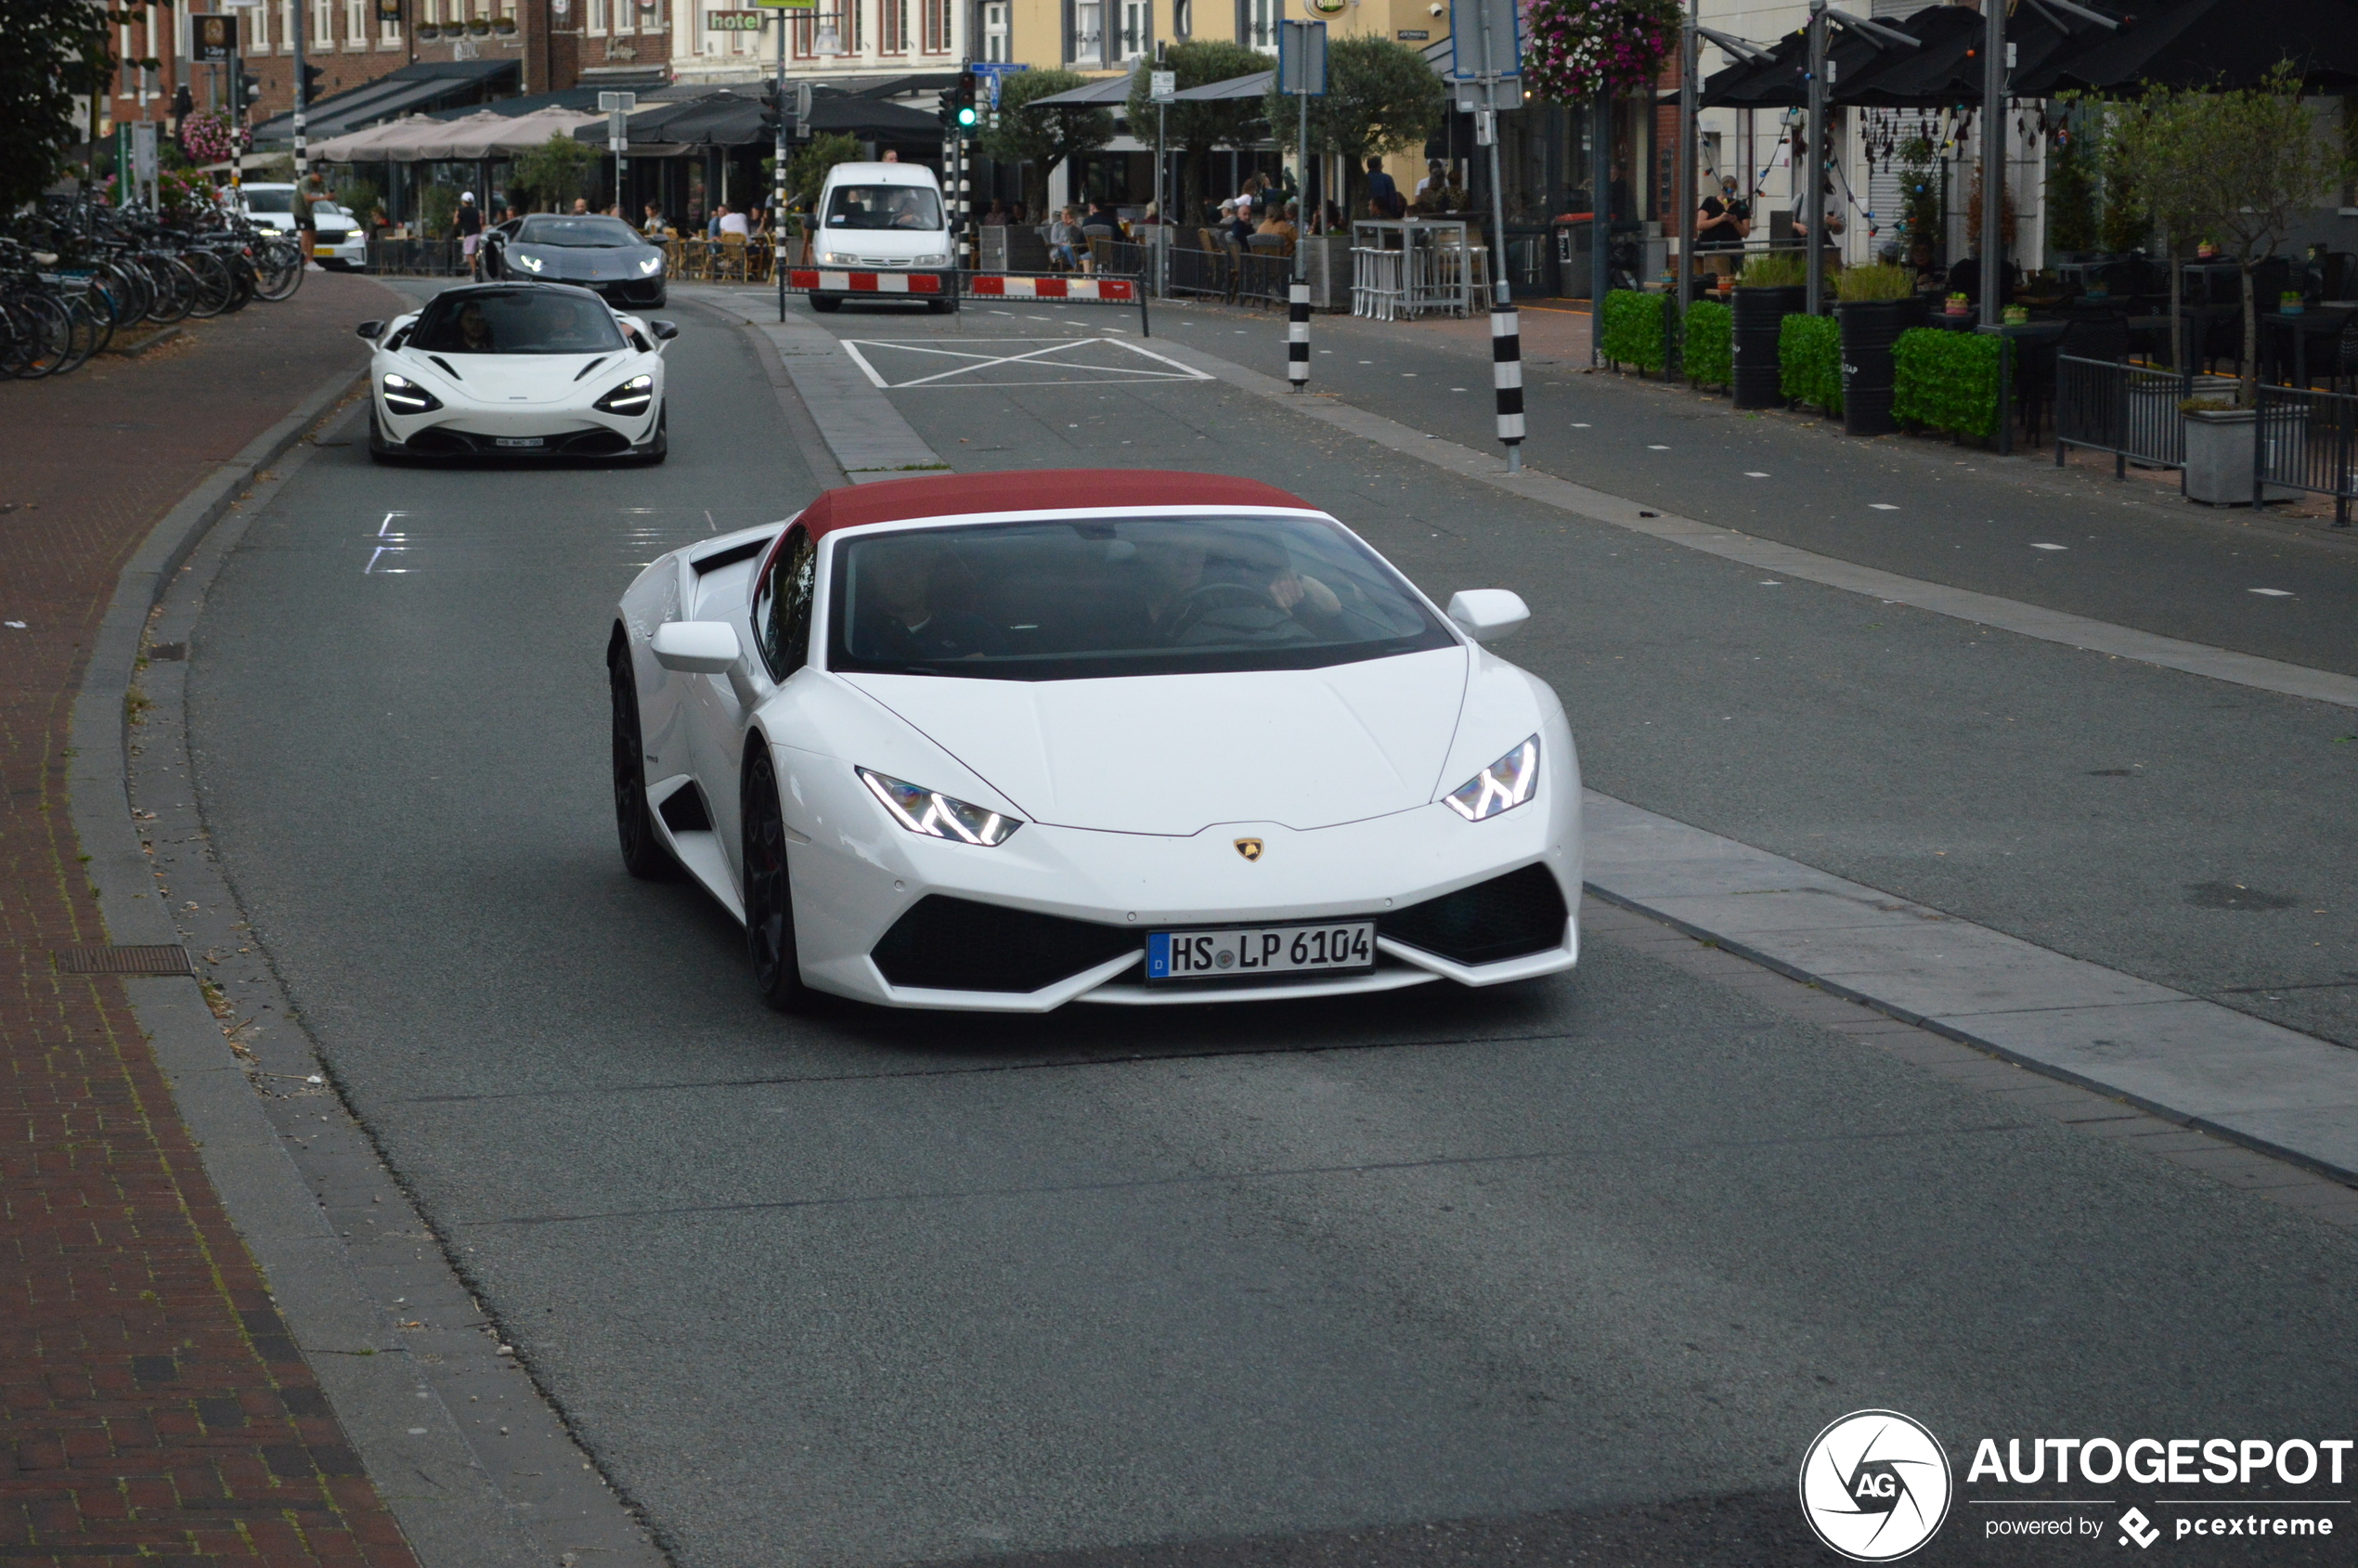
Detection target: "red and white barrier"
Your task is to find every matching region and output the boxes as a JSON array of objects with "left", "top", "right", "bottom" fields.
[
  {"left": 782, "top": 269, "right": 948, "bottom": 294},
  {"left": 965, "top": 275, "right": 1137, "bottom": 303},
  {"left": 773, "top": 268, "right": 1151, "bottom": 334}
]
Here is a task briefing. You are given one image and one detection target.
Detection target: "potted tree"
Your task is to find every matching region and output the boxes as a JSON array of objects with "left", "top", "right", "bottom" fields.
[
  {"left": 1260, "top": 37, "right": 1445, "bottom": 311},
  {"left": 1730, "top": 249, "right": 1806, "bottom": 409},
  {"left": 1835, "top": 263, "right": 1927, "bottom": 436}
]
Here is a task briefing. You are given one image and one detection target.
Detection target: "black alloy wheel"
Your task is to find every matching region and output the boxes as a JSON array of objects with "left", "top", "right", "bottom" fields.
[
  {"left": 742, "top": 747, "right": 813, "bottom": 1012},
  {"left": 608, "top": 636, "right": 676, "bottom": 880}
]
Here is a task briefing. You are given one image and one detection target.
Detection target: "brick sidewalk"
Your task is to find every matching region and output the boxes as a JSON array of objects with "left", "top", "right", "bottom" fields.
[{"left": 2, "top": 275, "right": 422, "bottom": 1567}]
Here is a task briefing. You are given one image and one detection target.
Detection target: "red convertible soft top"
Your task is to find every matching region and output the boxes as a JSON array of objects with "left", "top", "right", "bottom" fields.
[{"left": 793, "top": 470, "right": 1315, "bottom": 541}]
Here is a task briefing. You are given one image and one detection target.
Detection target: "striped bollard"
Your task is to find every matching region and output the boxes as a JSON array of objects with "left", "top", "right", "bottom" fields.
[
  {"left": 1491, "top": 301, "right": 1524, "bottom": 472},
  {"left": 1287, "top": 282, "right": 1310, "bottom": 391}
]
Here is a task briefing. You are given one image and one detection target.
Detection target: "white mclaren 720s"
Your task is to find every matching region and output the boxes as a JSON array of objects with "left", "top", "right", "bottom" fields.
[{"left": 608, "top": 469, "right": 1581, "bottom": 1012}]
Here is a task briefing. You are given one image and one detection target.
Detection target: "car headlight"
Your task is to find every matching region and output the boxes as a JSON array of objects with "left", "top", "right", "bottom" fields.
[
  {"left": 380, "top": 372, "right": 442, "bottom": 414},
  {"left": 1442, "top": 735, "right": 1539, "bottom": 822},
  {"left": 914, "top": 253, "right": 950, "bottom": 266},
  {"left": 822, "top": 251, "right": 854, "bottom": 265},
  {"left": 593, "top": 373, "right": 655, "bottom": 416},
  {"left": 857, "top": 767, "right": 1020, "bottom": 847},
  {"left": 513, "top": 252, "right": 543, "bottom": 273},
  {"left": 638, "top": 255, "right": 664, "bottom": 275}
]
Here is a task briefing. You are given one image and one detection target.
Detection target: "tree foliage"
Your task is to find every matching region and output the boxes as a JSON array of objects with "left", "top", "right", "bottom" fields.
[
  {"left": 508, "top": 133, "right": 597, "bottom": 211},
  {"left": 1, "top": 0, "right": 114, "bottom": 206},
  {"left": 982, "top": 68, "right": 1114, "bottom": 210},
  {"left": 787, "top": 131, "right": 863, "bottom": 206},
  {"left": 1264, "top": 36, "right": 1443, "bottom": 222},
  {"left": 1126, "top": 40, "right": 1264, "bottom": 224}
]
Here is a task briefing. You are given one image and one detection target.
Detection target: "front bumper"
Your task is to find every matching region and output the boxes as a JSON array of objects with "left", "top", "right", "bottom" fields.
[
  {"left": 760, "top": 742, "right": 1583, "bottom": 1012},
  {"left": 377, "top": 390, "right": 660, "bottom": 459},
  {"left": 312, "top": 229, "right": 368, "bottom": 269}
]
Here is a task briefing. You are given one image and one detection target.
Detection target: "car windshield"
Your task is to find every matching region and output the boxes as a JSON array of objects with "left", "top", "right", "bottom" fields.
[
  {"left": 244, "top": 190, "right": 294, "bottom": 214},
  {"left": 405, "top": 289, "right": 625, "bottom": 355},
  {"left": 315, "top": 201, "right": 351, "bottom": 218},
  {"left": 828, "top": 514, "right": 1455, "bottom": 681},
  {"left": 824, "top": 185, "right": 944, "bottom": 231},
  {"left": 514, "top": 215, "right": 643, "bottom": 248}
]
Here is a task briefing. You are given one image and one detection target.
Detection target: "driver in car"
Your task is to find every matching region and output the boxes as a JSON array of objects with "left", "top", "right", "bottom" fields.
[
  {"left": 887, "top": 190, "right": 931, "bottom": 230},
  {"left": 456, "top": 301, "right": 495, "bottom": 352},
  {"left": 1137, "top": 534, "right": 1342, "bottom": 643},
  {"left": 859, "top": 544, "right": 998, "bottom": 662}
]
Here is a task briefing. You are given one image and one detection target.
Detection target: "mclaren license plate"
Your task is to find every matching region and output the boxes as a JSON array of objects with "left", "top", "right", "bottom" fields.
[
  {"left": 1147, "top": 921, "right": 1376, "bottom": 981},
  {"left": 494, "top": 436, "right": 546, "bottom": 447}
]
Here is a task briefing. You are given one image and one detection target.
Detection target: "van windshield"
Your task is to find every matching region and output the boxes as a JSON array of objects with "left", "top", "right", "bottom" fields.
[{"left": 824, "top": 184, "right": 943, "bottom": 231}]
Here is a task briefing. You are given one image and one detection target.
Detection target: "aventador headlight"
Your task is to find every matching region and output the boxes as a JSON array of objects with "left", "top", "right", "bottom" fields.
[
  {"left": 593, "top": 373, "right": 654, "bottom": 415},
  {"left": 1443, "top": 735, "right": 1539, "bottom": 822},
  {"left": 380, "top": 372, "right": 442, "bottom": 414},
  {"left": 858, "top": 768, "right": 1020, "bottom": 847},
  {"left": 639, "top": 255, "right": 664, "bottom": 275},
  {"left": 513, "top": 252, "right": 543, "bottom": 272}
]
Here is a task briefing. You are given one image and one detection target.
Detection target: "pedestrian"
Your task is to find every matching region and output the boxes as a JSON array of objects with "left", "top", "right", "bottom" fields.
[
  {"left": 456, "top": 189, "right": 485, "bottom": 278},
  {"left": 1414, "top": 159, "right": 1446, "bottom": 201},
  {"left": 296, "top": 167, "right": 329, "bottom": 269},
  {"left": 1694, "top": 175, "right": 1750, "bottom": 276},
  {"left": 641, "top": 200, "right": 667, "bottom": 236},
  {"left": 571, "top": 197, "right": 590, "bottom": 215},
  {"left": 881, "top": 149, "right": 900, "bottom": 162},
  {"left": 1363, "top": 156, "right": 1403, "bottom": 219}
]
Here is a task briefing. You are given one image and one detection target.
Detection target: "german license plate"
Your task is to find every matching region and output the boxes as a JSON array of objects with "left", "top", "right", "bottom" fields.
[
  {"left": 1147, "top": 921, "right": 1376, "bottom": 981},
  {"left": 313, "top": 245, "right": 335, "bottom": 255},
  {"left": 494, "top": 436, "right": 545, "bottom": 447}
]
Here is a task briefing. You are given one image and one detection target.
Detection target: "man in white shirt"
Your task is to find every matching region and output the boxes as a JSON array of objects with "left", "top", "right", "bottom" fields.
[{"left": 719, "top": 205, "right": 751, "bottom": 238}]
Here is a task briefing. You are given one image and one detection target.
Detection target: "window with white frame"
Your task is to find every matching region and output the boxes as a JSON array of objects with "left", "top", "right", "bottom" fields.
[
  {"left": 1069, "top": 0, "right": 1100, "bottom": 64},
  {"left": 309, "top": 0, "right": 332, "bottom": 45},
  {"left": 1237, "top": 0, "right": 1271, "bottom": 51},
  {"left": 981, "top": 0, "right": 1007, "bottom": 57},
  {"left": 1117, "top": 0, "right": 1145, "bottom": 58},
  {"left": 589, "top": 0, "right": 606, "bottom": 31},
  {"left": 345, "top": 0, "right": 367, "bottom": 45}
]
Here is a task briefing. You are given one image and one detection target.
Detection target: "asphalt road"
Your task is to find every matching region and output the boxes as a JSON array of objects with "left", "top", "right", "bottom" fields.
[
  {"left": 179, "top": 287, "right": 2358, "bottom": 1567},
  {"left": 1139, "top": 301, "right": 2358, "bottom": 679}
]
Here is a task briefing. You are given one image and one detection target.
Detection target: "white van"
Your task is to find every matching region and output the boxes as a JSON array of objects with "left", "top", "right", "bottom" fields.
[{"left": 808, "top": 161, "right": 953, "bottom": 313}]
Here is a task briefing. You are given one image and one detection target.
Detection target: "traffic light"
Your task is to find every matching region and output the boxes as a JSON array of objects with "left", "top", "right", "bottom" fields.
[
  {"left": 239, "top": 71, "right": 265, "bottom": 110},
  {"left": 952, "top": 67, "right": 978, "bottom": 134},
  {"left": 299, "top": 62, "right": 326, "bottom": 100}
]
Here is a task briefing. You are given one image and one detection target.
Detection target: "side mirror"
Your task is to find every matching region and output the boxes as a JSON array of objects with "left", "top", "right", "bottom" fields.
[
  {"left": 651, "top": 621, "right": 743, "bottom": 675},
  {"left": 650, "top": 319, "right": 679, "bottom": 341},
  {"left": 1445, "top": 590, "right": 1529, "bottom": 643},
  {"left": 356, "top": 319, "right": 383, "bottom": 340}
]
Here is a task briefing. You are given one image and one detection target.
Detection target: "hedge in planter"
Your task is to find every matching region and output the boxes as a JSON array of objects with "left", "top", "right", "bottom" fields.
[
  {"left": 1891, "top": 328, "right": 2010, "bottom": 440},
  {"left": 1600, "top": 289, "right": 1672, "bottom": 373},
  {"left": 1779, "top": 312, "right": 1842, "bottom": 417},
  {"left": 1682, "top": 298, "right": 1731, "bottom": 388}
]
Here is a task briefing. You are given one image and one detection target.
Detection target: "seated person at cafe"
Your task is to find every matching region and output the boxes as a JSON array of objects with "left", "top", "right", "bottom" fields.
[
  {"left": 1045, "top": 207, "right": 1082, "bottom": 269},
  {"left": 1945, "top": 253, "right": 2019, "bottom": 306},
  {"left": 1256, "top": 201, "right": 1300, "bottom": 246}
]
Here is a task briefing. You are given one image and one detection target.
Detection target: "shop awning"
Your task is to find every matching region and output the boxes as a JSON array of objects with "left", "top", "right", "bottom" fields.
[
  {"left": 1027, "top": 75, "right": 1135, "bottom": 107},
  {"left": 2015, "top": 0, "right": 2358, "bottom": 92},
  {"left": 1172, "top": 70, "right": 1273, "bottom": 101},
  {"left": 253, "top": 58, "right": 518, "bottom": 144}
]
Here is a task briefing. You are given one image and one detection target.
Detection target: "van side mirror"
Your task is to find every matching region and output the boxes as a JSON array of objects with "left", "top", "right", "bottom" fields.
[{"left": 356, "top": 320, "right": 383, "bottom": 340}]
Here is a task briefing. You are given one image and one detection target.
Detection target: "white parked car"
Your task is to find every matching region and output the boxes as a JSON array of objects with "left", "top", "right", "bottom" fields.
[
  {"left": 357, "top": 282, "right": 672, "bottom": 463},
  {"left": 609, "top": 470, "right": 1581, "bottom": 1012},
  {"left": 807, "top": 160, "right": 954, "bottom": 313},
  {"left": 239, "top": 184, "right": 367, "bottom": 269}
]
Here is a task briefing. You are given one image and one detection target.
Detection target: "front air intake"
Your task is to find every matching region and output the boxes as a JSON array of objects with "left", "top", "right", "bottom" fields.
[
  {"left": 1378, "top": 864, "right": 1568, "bottom": 965},
  {"left": 872, "top": 897, "right": 1139, "bottom": 993}
]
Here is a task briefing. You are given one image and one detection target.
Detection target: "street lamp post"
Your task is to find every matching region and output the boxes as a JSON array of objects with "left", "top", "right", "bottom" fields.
[{"left": 1804, "top": 0, "right": 1825, "bottom": 317}]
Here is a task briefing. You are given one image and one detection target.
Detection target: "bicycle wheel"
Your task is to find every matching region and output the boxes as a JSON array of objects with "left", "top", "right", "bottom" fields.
[
  {"left": 145, "top": 254, "right": 197, "bottom": 324},
  {"left": 0, "top": 302, "right": 23, "bottom": 379},
  {"left": 252, "top": 240, "right": 304, "bottom": 301},
  {"left": 183, "top": 250, "right": 235, "bottom": 318},
  {"left": 10, "top": 293, "right": 74, "bottom": 377},
  {"left": 46, "top": 294, "right": 100, "bottom": 374},
  {"left": 220, "top": 255, "right": 256, "bottom": 314},
  {"left": 95, "top": 261, "right": 149, "bottom": 325}
]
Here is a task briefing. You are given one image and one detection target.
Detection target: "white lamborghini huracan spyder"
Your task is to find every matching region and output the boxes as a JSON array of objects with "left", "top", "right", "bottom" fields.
[
  {"left": 609, "top": 470, "right": 1581, "bottom": 1012},
  {"left": 359, "top": 281, "right": 673, "bottom": 464}
]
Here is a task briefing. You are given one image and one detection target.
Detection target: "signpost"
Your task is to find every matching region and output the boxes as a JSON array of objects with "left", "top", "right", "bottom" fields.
[
  {"left": 1448, "top": 0, "right": 1523, "bottom": 469},
  {"left": 194, "top": 14, "right": 236, "bottom": 62},
  {"left": 748, "top": 0, "right": 808, "bottom": 319},
  {"left": 599, "top": 88, "right": 636, "bottom": 221},
  {"left": 1276, "top": 20, "right": 1324, "bottom": 391},
  {"left": 1149, "top": 58, "right": 1173, "bottom": 291}
]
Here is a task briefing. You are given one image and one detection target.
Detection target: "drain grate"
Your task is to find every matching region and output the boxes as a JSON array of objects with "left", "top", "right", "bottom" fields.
[{"left": 54, "top": 944, "right": 196, "bottom": 977}]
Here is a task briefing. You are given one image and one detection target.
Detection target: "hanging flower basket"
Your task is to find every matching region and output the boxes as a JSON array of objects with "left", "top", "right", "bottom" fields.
[
  {"left": 179, "top": 109, "right": 235, "bottom": 164},
  {"left": 466, "top": 17, "right": 491, "bottom": 34},
  {"left": 1522, "top": 0, "right": 1681, "bottom": 104},
  {"left": 492, "top": 15, "right": 517, "bottom": 32},
  {"left": 417, "top": 21, "right": 440, "bottom": 37}
]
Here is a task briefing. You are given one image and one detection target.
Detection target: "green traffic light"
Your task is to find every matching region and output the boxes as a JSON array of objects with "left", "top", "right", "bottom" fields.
[{"left": 956, "top": 106, "right": 978, "bottom": 125}]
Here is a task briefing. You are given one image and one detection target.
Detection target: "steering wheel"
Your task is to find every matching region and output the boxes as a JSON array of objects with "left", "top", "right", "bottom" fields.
[{"left": 1165, "top": 579, "right": 1281, "bottom": 641}]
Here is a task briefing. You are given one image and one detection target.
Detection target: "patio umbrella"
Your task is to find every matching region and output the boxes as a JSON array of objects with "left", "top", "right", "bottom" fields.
[
  {"left": 399, "top": 109, "right": 513, "bottom": 162},
  {"left": 2014, "top": 0, "right": 2358, "bottom": 92},
  {"left": 312, "top": 114, "right": 438, "bottom": 163},
  {"left": 1026, "top": 75, "right": 1136, "bottom": 107},
  {"left": 1172, "top": 70, "right": 1274, "bottom": 100}
]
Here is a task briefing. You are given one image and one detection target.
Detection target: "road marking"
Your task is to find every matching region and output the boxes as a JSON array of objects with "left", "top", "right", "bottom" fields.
[
  {"left": 1871, "top": 503, "right": 1900, "bottom": 511},
  {"left": 839, "top": 337, "right": 1211, "bottom": 390},
  {"left": 2251, "top": 588, "right": 2294, "bottom": 597},
  {"left": 2031, "top": 542, "right": 2067, "bottom": 551},
  {"left": 1744, "top": 471, "right": 1769, "bottom": 477},
  {"left": 1571, "top": 422, "right": 1591, "bottom": 428},
  {"left": 1647, "top": 444, "right": 1670, "bottom": 450},
  {"left": 1759, "top": 580, "right": 1782, "bottom": 586}
]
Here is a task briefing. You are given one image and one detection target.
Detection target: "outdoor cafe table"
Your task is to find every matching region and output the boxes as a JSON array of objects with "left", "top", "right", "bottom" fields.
[
  {"left": 1350, "top": 220, "right": 1474, "bottom": 318},
  {"left": 2260, "top": 305, "right": 2357, "bottom": 392}
]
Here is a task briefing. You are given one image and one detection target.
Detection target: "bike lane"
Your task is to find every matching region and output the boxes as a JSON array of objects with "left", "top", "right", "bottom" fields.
[{"left": 0, "top": 274, "right": 423, "bottom": 1568}]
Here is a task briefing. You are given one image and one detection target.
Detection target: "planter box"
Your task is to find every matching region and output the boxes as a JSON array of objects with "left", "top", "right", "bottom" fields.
[
  {"left": 1732, "top": 285, "right": 1804, "bottom": 408},
  {"left": 1838, "top": 295, "right": 1928, "bottom": 436},
  {"left": 1301, "top": 234, "right": 1352, "bottom": 312},
  {"left": 2183, "top": 408, "right": 2300, "bottom": 504}
]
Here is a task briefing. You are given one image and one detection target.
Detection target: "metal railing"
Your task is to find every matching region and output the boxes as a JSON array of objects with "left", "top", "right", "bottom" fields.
[
  {"left": 1233, "top": 250, "right": 1291, "bottom": 307},
  {"left": 2256, "top": 382, "right": 2358, "bottom": 525},
  {"left": 365, "top": 235, "right": 466, "bottom": 277},
  {"left": 2054, "top": 354, "right": 2190, "bottom": 477},
  {"left": 1166, "top": 244, "right": 1234, "bottom": 303}
]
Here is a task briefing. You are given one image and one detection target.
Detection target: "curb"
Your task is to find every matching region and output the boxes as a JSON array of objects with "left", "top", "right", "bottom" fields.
[
  {"left": 65, "top": 360, "right": 669, "bottom": 1568},
  {"left": 104, "top": 324, "right": 186, "bottom": 357}
]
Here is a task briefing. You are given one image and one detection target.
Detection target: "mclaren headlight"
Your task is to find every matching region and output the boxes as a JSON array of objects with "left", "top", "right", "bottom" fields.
[
  {"left": 593, "top": 373, "right": 654, "bottom": 416},
  {"left": 858, "top": 768, "right": 1020, "bottom": 847},
  {"left": 1442, "top": 736, "right": 1539, "bottom": 822},
  {"left": 638, "top": 254, "right": 664, "bottom": 275},
  {"left": 380, "top": 372, "right": 442, "bottom": 414},
  {"left": 513, "top": 252, "right": 543, "bottom": 273}
]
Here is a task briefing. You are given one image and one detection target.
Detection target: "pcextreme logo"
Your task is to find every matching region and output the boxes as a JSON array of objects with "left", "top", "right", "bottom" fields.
[{"left": 1800, "top": 1409, "right": 1955, "bottom": 1562}]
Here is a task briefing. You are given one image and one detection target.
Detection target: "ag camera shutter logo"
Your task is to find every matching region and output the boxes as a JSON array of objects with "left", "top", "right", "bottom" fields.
[{"left": 1799, "top": 1409, "right": 1954, "bottom": 1562}]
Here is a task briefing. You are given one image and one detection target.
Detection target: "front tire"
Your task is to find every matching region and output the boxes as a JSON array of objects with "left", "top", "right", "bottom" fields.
[
  {"left": 810, "top": 294, "right": 842, "bottom": 313},
  {"left": 742, "top": 747, "right": 813, "bottom": 1012},
  {"left": 609, "top": 635, "right": 676, "bottom": 880},
  {"left": 630, "top": 408, "right": 668, "bottom": 466}
]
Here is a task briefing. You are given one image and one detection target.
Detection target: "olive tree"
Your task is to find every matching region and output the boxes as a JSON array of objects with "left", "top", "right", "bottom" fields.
[
  {"left": 1263, "top": 35, "right": 1444, "bottom": 224},
  {"left": 981, "top": 68, "right": 1114, "bottom": 216},
  {"left": 1125, "top": 39, "right": 1266, "bottom": 227}
]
